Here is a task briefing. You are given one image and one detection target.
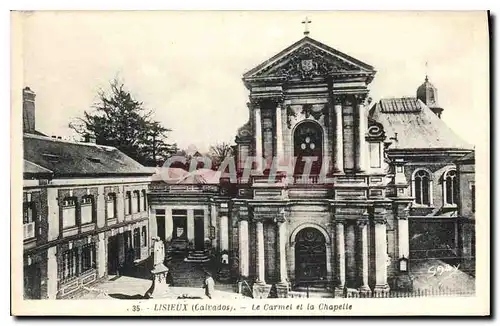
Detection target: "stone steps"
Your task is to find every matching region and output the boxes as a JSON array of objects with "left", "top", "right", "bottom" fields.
[{"left": 184, "top": 250, "right": 211, "bottom": 263}]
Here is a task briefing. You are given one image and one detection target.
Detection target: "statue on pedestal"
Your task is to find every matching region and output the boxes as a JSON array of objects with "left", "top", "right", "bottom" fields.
[{"left": 144, "top": 237, "right": 170, "bottom": 299}]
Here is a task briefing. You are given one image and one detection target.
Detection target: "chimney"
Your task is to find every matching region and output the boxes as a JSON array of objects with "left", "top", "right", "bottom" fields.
[{"left": 23, "top": 87, "right": 36, "bottom": 134}]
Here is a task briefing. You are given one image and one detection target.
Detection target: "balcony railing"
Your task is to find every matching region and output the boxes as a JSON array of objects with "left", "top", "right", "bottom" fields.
[
  {"left": 23, "top": 222, "right": 35, "bottom": 240},
  {"left": 149, "top": 183, "right": 220, "bottom": 193},
  {"left": 293, "top": 175, "right": 320, "bottom": 184}
]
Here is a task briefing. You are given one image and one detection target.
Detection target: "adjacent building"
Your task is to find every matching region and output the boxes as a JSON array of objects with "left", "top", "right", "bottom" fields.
[{"left": 22, "top": 87, "right": 153, "bottom": 299}]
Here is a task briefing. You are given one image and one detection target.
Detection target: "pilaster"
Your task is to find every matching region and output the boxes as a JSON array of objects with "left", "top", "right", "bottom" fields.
[
  {"left": 357, "top": 217, "right": 371, "bottom": 294},
  {"left": 373, "top": 215, "right": 390, "bottom": 294}
]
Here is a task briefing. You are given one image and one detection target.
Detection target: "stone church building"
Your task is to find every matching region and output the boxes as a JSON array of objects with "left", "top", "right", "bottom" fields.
[{"left": 149, "top": 34, "right": 474, "bottom": 298}]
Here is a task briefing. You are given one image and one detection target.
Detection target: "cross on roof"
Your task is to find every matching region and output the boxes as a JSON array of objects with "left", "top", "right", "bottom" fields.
[
  {"left": 302, "top": 17, "right": 312, "bottom": 36},
  {"left": 425, "top": 61, "right": 429, "bottom": 81}
]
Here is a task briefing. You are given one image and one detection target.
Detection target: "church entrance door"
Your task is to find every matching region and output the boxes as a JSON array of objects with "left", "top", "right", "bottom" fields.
[
  {"left": 293, "top": 121, "right": 323, "bottom": 176},
  {"left": 295, "top": 227, "right": 327, "bottom": 287}
]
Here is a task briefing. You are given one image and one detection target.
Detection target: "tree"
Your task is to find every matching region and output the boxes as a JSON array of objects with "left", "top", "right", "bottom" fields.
[
  {"left": 139, "top": 121, "right": 179, "bottom": 167},
  {"left": 70, "top": 79, "right": 176, "bottom": 166},
  {"left": 209, "top": 142, "right": 234, "bottom": 170}
]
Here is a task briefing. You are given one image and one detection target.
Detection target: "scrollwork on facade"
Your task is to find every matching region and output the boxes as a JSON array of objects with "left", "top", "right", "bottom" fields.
[
  {"left": 236, "top": 120, "right": 252, "bottom": 143},
  {"left": 354, "top": 93, "right": 369, "bottom": 105},
  {"left": 334, "top": 93, "right": 355, "bottom": 106},
  {"left": 357, "top": 218, "right": 369, "bottom": 227},
  {"left": 335, "top": 218, "right": 346, "bottom": 225},
  {"left": 300, "top": 103, "right": 328, "bottom": 121},
  {"left": 367, "top": 118, "right": 386, "bottom": 141},
  {"left": 374, "top": 216, "right": 387, "bottom": 224}
]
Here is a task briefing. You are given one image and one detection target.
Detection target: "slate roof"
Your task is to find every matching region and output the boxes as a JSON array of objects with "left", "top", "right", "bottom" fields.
[
  {"left": 456, "top": 151, "right": 475, "bottom": 163},
  {"left": 370, "top": 97, "right": 473, "bottom": 150},
  {"left": 23, "top": 134, "right": 153, "bottom": 177}
]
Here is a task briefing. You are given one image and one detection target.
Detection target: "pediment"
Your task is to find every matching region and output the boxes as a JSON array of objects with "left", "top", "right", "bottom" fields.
[{"left": 243, "top": 36, "right": 375, "bottom": 81}]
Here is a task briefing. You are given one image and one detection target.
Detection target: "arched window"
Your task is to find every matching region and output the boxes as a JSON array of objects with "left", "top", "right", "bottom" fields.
[
  {"left": 443, "top": 169, "right": 458, "bottom": 205},
  {"left": 413, "top": 169, "right": 432, "bottom": 206}
]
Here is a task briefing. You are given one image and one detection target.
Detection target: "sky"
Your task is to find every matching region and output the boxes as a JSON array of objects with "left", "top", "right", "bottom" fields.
[{"left": 16, "top": 11, "right": 489, "bottom": 152}]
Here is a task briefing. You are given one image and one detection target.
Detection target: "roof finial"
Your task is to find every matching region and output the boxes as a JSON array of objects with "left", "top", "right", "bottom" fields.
[{"left": 302, "top": 16, "right": 311, "bottom": 36}]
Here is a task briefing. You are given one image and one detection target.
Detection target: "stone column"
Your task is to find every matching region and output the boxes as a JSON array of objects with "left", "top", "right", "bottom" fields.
[
  {"left": 238, "top": 218, "right": 249, "bottom": 278},
  {"left": 356, "top": 97, "right": 368, "bottom": 172},
  {"left": 358, "top": 218, "right": 370, "bottom": 294},
  {"left": 255, "top": 221, "right": 266, "bottom": 284},
  {"left": 254, "top": 103, "right": 263, "bottom": 171},
  {"left": 335, "top": 219, "right": 346, "bottom": 295},
  {"left": 275, "top": 102, "right": 284, "bottom": 161},
  {"left": 345, "top": 222, "right": 356, "bottom": 288},
  {"left": 210, "top": 203, "right": 217, "bottom": 247},
  {"left": 277, "top": 219, "right": 288, "bottom": 284},
  {"left": 334, "top": 100, "right": 344, "bottom": 173},
  {"left": 220, "top": 215, "right": 229, "bottom": 251},
  {"left": 187, "top": 209, "right": 194, "bottom": 243},
  {"left": 374, "top": 217, "right": 390, "bottom": 294}
]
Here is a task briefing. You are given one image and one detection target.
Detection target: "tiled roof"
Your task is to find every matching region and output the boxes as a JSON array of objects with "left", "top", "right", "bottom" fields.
[
  {"left": 24, "top": 160, "right": 53, "bottom": 175},
  {"left": 370, "top": 97, "right": 473, "bottom": 150},
  {"left": 176, "top": 168, "right": 222, "bottom": 184},
  {"left": 378, "top": 97, "right": 422, "bottom": 113},
  {"left": 150, "top": 167, "right": 190, "bottom": 182},
  {"left": 23, "top": 134, "right": 153, "bottom": 177}
]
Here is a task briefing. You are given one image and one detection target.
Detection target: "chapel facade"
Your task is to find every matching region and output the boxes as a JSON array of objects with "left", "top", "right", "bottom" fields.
[{"left": 148, "top": 35, "right": 474, "bottom": 298}]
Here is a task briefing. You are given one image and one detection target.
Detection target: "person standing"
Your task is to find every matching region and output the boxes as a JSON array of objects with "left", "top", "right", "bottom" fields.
[{"left": 203, "top": 271, "right": 215, "bottom": 299}]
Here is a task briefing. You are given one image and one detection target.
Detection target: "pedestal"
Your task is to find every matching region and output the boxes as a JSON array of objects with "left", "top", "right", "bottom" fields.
[
  {"left": 253, "top": 283, "right": 272, "bottom": 299},
  {"left": 346, "top": 288, "right": 360, "bottom": 298},
  {"left": 144, "top": 264, "right": 170, "bottom": 299},
  {"left": 373, "top": 284, "right": 391, "bottom": 296},
  {"left": 334, "top": 287, "right": 345, "bottom": 298},
  {"left": 276, "top": 282, "right": 289, "bottom": 298},
  {"left": 358, "top": 285, "right": 372, "bottom": 296}
]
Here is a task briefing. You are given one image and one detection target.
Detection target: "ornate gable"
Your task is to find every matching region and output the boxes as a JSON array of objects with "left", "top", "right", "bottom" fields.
[{"left": 243, "top": 36, "right": 375, "bottom": 82}]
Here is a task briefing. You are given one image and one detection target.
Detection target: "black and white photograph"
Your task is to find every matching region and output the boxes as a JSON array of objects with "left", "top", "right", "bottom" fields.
[{"left": 11, "top": 10, "right": 490, "bottom": 316}]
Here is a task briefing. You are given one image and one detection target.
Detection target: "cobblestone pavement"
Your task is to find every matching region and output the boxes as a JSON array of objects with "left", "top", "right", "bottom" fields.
[{"left": 76, "top": 256, "right": 240, "bottom": 300}]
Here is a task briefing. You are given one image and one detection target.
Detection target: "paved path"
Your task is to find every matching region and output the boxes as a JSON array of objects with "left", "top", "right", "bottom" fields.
[
  {"left": 80, "top": 276, "right": 243, "bottom": 300},
  {"left": 76, "top": 256, "right": 239, "bottom": 300}
]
